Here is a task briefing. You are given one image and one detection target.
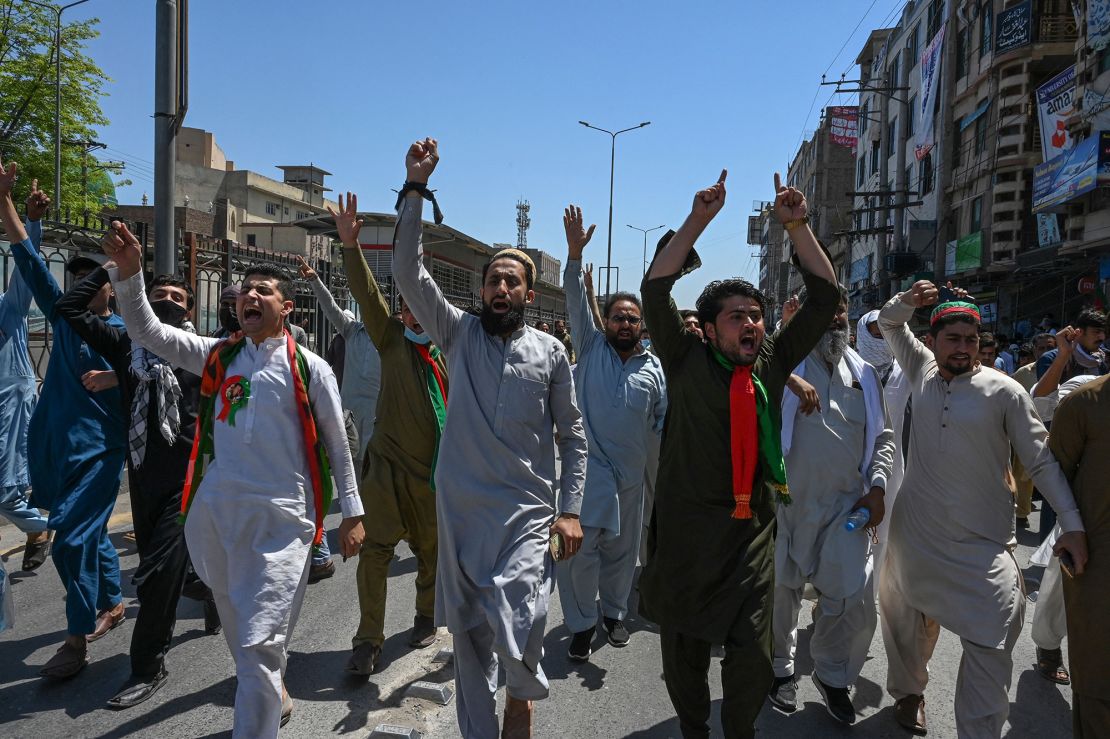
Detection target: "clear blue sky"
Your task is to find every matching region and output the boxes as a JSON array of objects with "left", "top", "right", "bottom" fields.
[{"left": 68, "top": 0, "right": 904, "bottom": 307}]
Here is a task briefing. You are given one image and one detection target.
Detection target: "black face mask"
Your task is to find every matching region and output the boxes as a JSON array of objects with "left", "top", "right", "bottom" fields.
[
  {"left": 219, "top": 305, "right": 240, "bottom": 333},
  {"left": 151, "top": 299, "right": 188, "bottom": 327}
]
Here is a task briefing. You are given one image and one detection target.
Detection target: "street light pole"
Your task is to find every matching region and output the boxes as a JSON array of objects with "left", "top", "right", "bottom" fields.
[
  {"left": 579, "top": 120, "right": 650, "bottom": 297},
  {"left": 26, "top": 0, "right": 91, "bottom": 213},
  {"left": 627, "top": 223, "right": 665, "bottom": 282}
]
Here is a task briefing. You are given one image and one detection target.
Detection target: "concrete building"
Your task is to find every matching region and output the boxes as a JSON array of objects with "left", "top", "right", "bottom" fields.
[{"left": 748, "top": 202, "right": 786, "bottom": 321}]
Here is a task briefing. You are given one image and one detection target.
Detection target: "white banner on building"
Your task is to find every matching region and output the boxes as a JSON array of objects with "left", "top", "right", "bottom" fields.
[
  {"left": 1090, "top": 0, "right": 1110, "bottom": 51},
  {"left": 1037, "top": 213, "right": 1062, "bottom": 247},
  {"left": 915, "top": 24, "right": 947, "bottom": 161},
  {"left": 1036, "top": 66, "right": 1078, "bottom": 161}
]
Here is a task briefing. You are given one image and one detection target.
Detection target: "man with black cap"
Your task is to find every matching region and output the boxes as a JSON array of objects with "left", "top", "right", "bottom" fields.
[
  {"left": 877, "top": 281, "right": 1089, "bottom": 737},
  {"left": 0, "top": 155, "right": 128, "bottom": 679}
]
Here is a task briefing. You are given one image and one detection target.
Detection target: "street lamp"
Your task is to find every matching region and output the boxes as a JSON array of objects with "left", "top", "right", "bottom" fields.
[
  {"left": 25, "top": 0, "right": 91, "bottom": 212},
  {"left": 627, "top": 223, "right": 665, "bottom": 282},
  {"left": 579, "top": 119, "right": 650, "bottom": 296}
]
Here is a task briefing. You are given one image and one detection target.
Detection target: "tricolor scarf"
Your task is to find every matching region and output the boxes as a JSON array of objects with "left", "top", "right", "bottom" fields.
[
  {"left": 180, "top": 330, "right": 335, "bottom": 545},
  {"left": 710, "top": 346, "right": 790, "bottom": 519},
  {"left": 413, "top": 341, "right": 447, "bottom": 490}
]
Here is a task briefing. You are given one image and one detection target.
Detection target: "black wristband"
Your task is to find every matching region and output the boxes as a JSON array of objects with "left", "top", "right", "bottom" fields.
[{"left": 394, "top": 181, "right": 444, "bottom": 224}]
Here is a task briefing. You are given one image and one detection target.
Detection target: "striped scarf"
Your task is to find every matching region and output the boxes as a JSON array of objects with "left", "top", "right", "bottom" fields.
[{"left": 180, "top": 331, "right": 335, "bottom": 545}]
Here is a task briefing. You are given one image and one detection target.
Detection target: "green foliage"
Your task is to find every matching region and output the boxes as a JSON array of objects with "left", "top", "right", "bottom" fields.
[{"left": 0, "top": 0, "right": 111, "bottom": 217}]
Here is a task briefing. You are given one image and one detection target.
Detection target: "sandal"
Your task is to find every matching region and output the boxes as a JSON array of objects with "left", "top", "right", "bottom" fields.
[
  {"left": 1036, "top": 647, "right": 1071, "bottom": 685},
  {"left": 40, "top": 640, "right": 89, "bottom": 679},
  {"left": 280, "top": 686, "right": 293, "bottom": 727},
  {"left": 22, "top": 531, "right": 53, "bottom": 571},
  {"left": 501, "top": 697, "right": 533, "bottom": 739},
  {"left": 88, "top": 603, "right": 126, "bottom": 642}
]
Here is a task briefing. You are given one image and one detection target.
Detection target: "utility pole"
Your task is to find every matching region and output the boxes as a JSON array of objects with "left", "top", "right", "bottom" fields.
[
  {"left": 154, "top": 0, "right": 188, "bottom": 275},
  {"left": 877, "top": 69, "right": 891, "bottom": 296},
  {"left": 627, "top": 223, "right": 665, "bottom": 282},
  {"left": 932, "top": 3, "right": 957, "bottom": 284},
  {"left": 889, "top": 45, "right": 912, "bottom": 299}
]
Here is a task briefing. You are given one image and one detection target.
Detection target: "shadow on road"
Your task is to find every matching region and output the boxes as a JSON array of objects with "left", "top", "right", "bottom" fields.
[{"left": 95, "top": 675, "right": 236, "bottom": 739}]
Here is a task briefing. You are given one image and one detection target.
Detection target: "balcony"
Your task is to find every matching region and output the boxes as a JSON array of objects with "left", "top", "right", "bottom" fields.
[{"left": 1038, "top": 14, "right": 1078, "bottom": 44}]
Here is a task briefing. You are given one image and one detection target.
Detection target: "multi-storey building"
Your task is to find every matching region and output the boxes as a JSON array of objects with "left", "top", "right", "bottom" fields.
[{"left": 749, "top": 202, "right": 786, "bottom": 321}]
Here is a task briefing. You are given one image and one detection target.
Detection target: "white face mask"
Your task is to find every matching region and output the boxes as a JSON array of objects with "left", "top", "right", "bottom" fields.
[{"left": 404, "top": 327, "right": 431, "bottom": 345}]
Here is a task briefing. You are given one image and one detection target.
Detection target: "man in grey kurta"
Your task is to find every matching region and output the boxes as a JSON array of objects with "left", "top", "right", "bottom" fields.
[
  {"left": 772, "top": 293, "right": 894, "bottom": 723},
  {"left": 556, "top": 206, "right": 666, "bottom": 660},
  {"left": 390, "top": 138, "right": 587, "bottom": 738},
  {"left": 877, "top": 283, "right": 1087, "bottom": 738}
]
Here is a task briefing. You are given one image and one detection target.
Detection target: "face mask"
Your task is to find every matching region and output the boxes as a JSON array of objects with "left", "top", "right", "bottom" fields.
[
  {"left": 405, "top": 327, "right": 431, "bottom": 345},
  {"left": 219, "top": 305, "right": 240, "bottom": 333},
  {"left": 151, "top": 299, "right": 188, "bottom": 327}
]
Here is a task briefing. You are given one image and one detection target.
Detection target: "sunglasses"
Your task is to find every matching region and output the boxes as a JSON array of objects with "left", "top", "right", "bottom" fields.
[{"left": 609, "top": 314, "right": 642, "bottom": 326}]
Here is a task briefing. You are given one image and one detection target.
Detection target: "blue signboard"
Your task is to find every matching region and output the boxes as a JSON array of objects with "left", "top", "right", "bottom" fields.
[
  {"left": 1032, "top": 131, "right": 1109, "bottom": 213},
  {"left": 996, "top": 0, "right": 1033, "bottom": 54}
]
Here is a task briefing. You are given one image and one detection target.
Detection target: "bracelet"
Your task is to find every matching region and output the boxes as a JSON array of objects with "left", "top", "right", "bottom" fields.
[
  {"left": 783, "top": 216, "right": 809, "bottom": 231},
  {"left": 394, "top": 181, "right": 445, "bottom": 224}
]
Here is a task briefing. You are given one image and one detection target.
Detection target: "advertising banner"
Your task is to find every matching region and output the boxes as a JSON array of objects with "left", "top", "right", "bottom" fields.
[
  {"left": 1090, "top": 0, "right": 1110, "bottom": 51},
  {"left": 1032, "top": 132, "right": 1109, "bottom": 213},
  {"left": 1036, "top": 67, "right": 1077, "bottom": 162},
  {"left": 996, "top": 0, "right": 1033, "bottom": 54},
  {"left": 915, "top": 24, "right": 946, "bottom": 161},
  {"left": 828, "top": 106, "right": 859, "bottom": 148}
]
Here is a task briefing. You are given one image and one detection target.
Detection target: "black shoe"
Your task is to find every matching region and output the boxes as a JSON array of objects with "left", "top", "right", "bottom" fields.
[
  {"left": 567, "top": 629, "right": 593, "bottom": 662},
  {"left": 203, "top": 598, "right": 222, "bottom": 635},
  {"left": 106, "top": 667, "right": 169, "bottom": 709},
  {"left": 181, "top": 576, "right": 212, "bottom": 602},
  {"left": 812, "top": 674, "right": 856, "bottom": 725},
  {"left": 767, "top": 673, "right": 798, "bottom": 713},
  {"left": 346, "top": 643, "right": 381, "bottom": 676},
  {"left": 21, "top": 531, "right": 52, "bottom": 571},
  {"left": 602, "top": 617, "right": 630, "bottom": 648},
  {"left": 408, "top": 614, "right": 437, "bottom": 649},
  {"left": 307, "top": 559, "right": 335, "bottom": 584},
  {"left": 1017, "top": 516, "right": 1029, "bottom": 529}
]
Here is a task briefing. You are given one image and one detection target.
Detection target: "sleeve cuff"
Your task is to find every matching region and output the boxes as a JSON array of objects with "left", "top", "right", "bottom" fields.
[
  {"left": 869, "top": 472, "right": 888, "bottom": 491},
  {"left": 338, "top": 491, "right": 364, "bottom": 519},
  {"left": 881, "top": 294, "right": 916, "bottom": 323},
  {"left": 560, "top": 492, "right": 583, "bottom": 516},
  {"left": 1057, "top": 510, "right": 1085, "bottom": 534},
  {"left": 110, "top": 268, "right": 145, "bottom": 296}
]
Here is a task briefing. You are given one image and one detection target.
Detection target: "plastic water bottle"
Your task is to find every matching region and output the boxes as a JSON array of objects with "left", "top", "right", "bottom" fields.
[{"left": 845, "top": 507, "right": 871, "bottom": 531}]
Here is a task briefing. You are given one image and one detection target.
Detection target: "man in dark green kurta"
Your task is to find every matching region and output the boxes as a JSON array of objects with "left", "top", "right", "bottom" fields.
[{"left": 638, "top": 171, "right": 839, "bottom": 739}]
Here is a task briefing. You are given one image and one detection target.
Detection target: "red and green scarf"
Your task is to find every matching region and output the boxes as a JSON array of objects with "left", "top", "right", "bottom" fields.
[
  {"left": 413, "top": 342, "right": 447, "bottom": 491},
  {"left": 711, "top": 346, "right": 790, "bottom": 519},
  {"left": 180, "top": 331, "right": 335, "bottom": 545}
]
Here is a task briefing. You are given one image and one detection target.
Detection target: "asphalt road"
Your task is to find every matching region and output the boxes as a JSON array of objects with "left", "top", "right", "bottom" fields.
[{"left": 0, "top": 485, "right": 1075, "bottom": 739}]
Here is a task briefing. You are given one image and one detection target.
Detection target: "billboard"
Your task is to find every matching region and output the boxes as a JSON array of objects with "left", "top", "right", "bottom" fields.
[
  {"left": 996, "top": 0, "right": 1033, "bottom": 54},
  {"left": 945, "top": 231, "right": 982, "bottom": 274},
  {"left": 1032, "top": 132, "right": 1109, "bottom": 213},
  {"left": 828, "top": 106, "right": 859, "bottom": 148},
  {"left": 1036, "top": 67, "right": 1078, "bottom": 161}
]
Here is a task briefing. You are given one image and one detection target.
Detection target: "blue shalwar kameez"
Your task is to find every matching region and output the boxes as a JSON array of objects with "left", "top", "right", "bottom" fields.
[
  {"left": 0, "top": 220, "right": 48, "bottom": 532},
  {"left": 10, "top": 233, "right": 126, "bottom": 636}
]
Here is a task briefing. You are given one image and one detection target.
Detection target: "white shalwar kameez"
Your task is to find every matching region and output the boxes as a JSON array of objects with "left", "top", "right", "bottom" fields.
[
  {"left": 877, "top": 294, "right": 1084, "bottom": 739},
  {"left": 112, "top": 269, "right": 362, "bottom": 739},
  {"left": 391, "top": 196, "right": 588, "bottom": 738},
  {"left": 774, "top": 348, "right": 893, "bottom": 688}
]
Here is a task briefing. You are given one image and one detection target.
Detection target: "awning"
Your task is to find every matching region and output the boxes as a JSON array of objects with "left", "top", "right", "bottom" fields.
[{"left": 959, "top": 98, "right": 992, "bottom": 132}]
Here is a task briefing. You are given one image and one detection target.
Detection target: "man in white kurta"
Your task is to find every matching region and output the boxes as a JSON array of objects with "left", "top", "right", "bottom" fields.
[
  {"left": 105, "top": 236, "right": 364, "bottom": 738},
  {"left": 390, "top": 140, "right": 587, "bottom": 738},
  {"left": 877, "top": 285, "right": 1086, "bottom": 738},
  {"left": 772, "top": 310, "right": 893, "bottom": 723},
  {"left": 556, "top": 208, "right": 667, "bottom": 659}
]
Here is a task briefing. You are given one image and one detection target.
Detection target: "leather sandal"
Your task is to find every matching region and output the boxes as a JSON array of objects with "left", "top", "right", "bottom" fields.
[
  {"left": 21, "top": 531, "right": 52, "bottom": 571},
  {"left": 88, "top": 603, "right": 125, "bottom": 642},
  {"left": 40, "top": 640, "right": 89, "bottom": 679},
  {"left": 894, "top": 694, "right": 927, "bottom": 735},
  {"left": 1036, "top": 647, "right": 1071, "bottom": 685},
  {"left": 106, "top": 667, "right": 169, "bottom": 709},
  {"left": 280, "top": 687, "right": 294, "bottom": 727},
  {"left": 501, "top": 696, "right": 533, "bottom": 739}
]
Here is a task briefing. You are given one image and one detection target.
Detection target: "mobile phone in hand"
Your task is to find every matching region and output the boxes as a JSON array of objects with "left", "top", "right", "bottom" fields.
[
  {"left": 937, "top": 285, "right": 958, "bottom": 304},
  {"left": 1060, "top": 551, "right": 1077, "bottom": 578}
]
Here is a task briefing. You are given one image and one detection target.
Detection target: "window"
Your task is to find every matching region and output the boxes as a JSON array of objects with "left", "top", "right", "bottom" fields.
[
  {"left": 927, "top": 0, "right": 942, "bottom": 38},
  {"left": 980, "top": 2, "right": 992, "bottom": 58},
  {"left": 890, "top": 54, "right": 900, "bottom": 89},
  {"left": 970, "top": 196, "right": 983, "bottom": 233},
  {"left": 295, "top": 210, "right": 310, "bottom": 220},
  {"left": 887, "top": 118, "right": 898, "bottom": 158},
  {"left": 858, "top": 156, "right": 866, "bottom": 186},
  {"left": 868, "top": 198, "right": 876, "bottom": 229},
  {"left": 910, "top": 23, "right": 921, "bottom": 61},
  {"left": 871, "top": 141, "right": 881, "bottom": 174},
  {"left": 975, "top": 114, "right": 988, "bottom": 156},
  {"left": 920, "top": 153, "right": 934, "bottom": 194},
  {"left": 907, "top": 96, "right": 916, "bottom": 137},
  {"left": 861, "top": 100, "right": 869, "bottom": 133},
  {"left": 906, "top": 165, "right": 914, "bottom": 195},
  {"left": 956, "top": 26, "right": 969, "bottom": 78},
  {"left": 265, "top": 201, "right": 278, "bottom": 216},
  {"left": 246, "top": 233, "right": 256, "bottom": 247}
]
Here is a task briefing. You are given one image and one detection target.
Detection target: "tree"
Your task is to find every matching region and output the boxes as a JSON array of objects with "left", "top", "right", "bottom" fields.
[{"left": 0, "top": 0, "right": 111, "bottom": 217}]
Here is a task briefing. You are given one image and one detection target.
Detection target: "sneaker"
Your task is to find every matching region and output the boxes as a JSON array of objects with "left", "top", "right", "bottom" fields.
[
  {"left": 602, "top": 617, "right": 630, "bottom": 648},
  {"left": 307, "top": 559, "right": 335, "bottom": 584},
  {"left": 567, "top": 629, "right": 593, "bottom": 662},
  {"left": 767, "top": 674, "right": 798, "bottom": 713},
  {"left": 812, "top": 674, "right": 856, "bottom": 725}
]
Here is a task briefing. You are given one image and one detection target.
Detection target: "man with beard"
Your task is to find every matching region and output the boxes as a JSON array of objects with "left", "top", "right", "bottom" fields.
[
  {"left": 553, "top": 318, "right": 575, "bottom": 362},
  {"left": 391, "top": 138, "right": 587, "bottom": 738},
  {"left": 0, "top": 158, "right": 129, "bottom": 679},
  {"left": 328, "top": 193, "right": 446, "bottom": 675},
  {"left": 637, "top": 170, "right": 839, "bottom": 739},
  {"left": 212, "top": 285, "right": 240, "bottom": 337},
  {"left": 681, "top": 310, "right": 704, "bottom": 340},
  {"left": 557, "top": 205, "right": 666, "bottom": 661},
  {"left": 877, "top": 283, "right": 1088, "bottom": 737},
  {"left": 102, "top": 223, "right": 365, "bottom": 738},
  {"left": 770, "top": 289, "right": 893, "bottom": 724},
  {"left": 56, "top": 265, "right": 214, "bottom": 708}
]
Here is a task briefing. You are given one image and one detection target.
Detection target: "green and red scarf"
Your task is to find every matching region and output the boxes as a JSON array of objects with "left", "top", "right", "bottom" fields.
[
  {"left": 180, "top": 331, "right": 335, "bottom": 545},
  {"left": 413, "top": 342, "right": 447, "bottom": 490},
  {"left": 711, "top": 346, "right": 790, "bottom": 519}
]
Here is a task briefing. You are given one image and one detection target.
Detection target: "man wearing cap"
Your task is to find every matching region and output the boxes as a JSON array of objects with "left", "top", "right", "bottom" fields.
[
  {"left": 391, "top": 139, "right": 587, "bottom": 738},
  {"left": 213, "top": 284, "right": 241, "bottom": 338},
  {"left": 876, "top": 281, "right": 1088, "bottom": 737},
  {"left": 0, "top": 157, "right": 128, "bottom": 678},
  {"left": 325, "top": 193, "right": 448, "bottom": 675}
]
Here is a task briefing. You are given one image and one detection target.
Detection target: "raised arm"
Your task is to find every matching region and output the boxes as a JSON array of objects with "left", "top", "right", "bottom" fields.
[
  {"left": 5, "top": 182, "right": 52, "bottom": 318},
  {"left": 297, "top": 255, "right": 358, "bottom": 341},
  {"left": 390, "top": 138, "right": 465, "bottom": 351},
  {"left": 55, "top": 266, "right": 130, "bottom": 370},
  {"left": 562, "top": 205, "right": 603, "bottom": 358},
  {"left": 1032, "top": 327, "right": 1077, "bottom": 398},
  {"left": 326, "top": 194, "right": 395, "bottom": 349},
  {"left": 1, "top": 160, "right": 63, "bottom": 317},
  {"left": 101, "top": 221, "right": 217, "bottom": 375},
  {"left": 647, "top": 170, "right": 726, "bottom": 280},
  {"left": 583, "top": 263, "right": 604, "bottom": 331},
  {"left": 878, "top": 281, "right": 939, "bottom": 384}
]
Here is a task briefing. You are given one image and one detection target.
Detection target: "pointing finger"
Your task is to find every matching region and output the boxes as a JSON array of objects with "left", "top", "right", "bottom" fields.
[
  {"left": 774, "top": 172, "right": 783, "bottom": 192},
  {"left": 718, "top": 169, "right": 727, "bottom": 184}
]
